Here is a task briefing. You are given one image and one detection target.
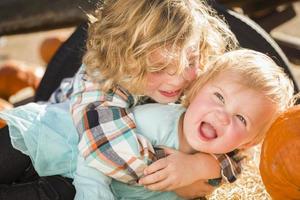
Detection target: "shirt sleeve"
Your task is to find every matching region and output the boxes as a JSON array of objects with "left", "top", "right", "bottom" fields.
[
  {"left": 211, "top": 149, "right": 242, "bottom": 183},
  {"left": 70, "top": 66, "right": 156, "bottom": 184}
]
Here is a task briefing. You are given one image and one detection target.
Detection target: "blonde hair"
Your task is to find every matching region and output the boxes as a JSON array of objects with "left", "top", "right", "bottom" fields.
[
  {"left": 83, "top": 0, "right": 238, "bottom": 94},
  {"left": 183, "top": 49, "right": 297, "bottom": 146}
]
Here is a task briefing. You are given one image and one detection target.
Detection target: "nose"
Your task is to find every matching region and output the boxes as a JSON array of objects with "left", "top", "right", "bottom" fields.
[{"left": 215, "top": 110, "right": 231, "bottom": 125}]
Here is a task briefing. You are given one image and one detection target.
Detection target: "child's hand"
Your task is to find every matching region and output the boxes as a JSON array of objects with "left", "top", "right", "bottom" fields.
[
  {"left": 175, "top": 179, "right": 216, "bottom": 199},
  {"left": 139, "top": 146, "right": 219, "bottom": 191}
]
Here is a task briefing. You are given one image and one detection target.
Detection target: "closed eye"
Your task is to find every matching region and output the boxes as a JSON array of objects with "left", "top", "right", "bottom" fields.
[
  {"left": 164, "top": 66, "right": 177, "bottom": 76},
  {"left": 236, "top": 114, "right": 247, "bottom": 126},
  {"left": 214, "top": 92, "right": 225, "bottom": 104}
]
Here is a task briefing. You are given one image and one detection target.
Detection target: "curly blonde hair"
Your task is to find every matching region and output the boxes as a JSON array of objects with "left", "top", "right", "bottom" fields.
[
  {"left": 83, "top": 0, "right": 238, "bottom": 94},
  {"left": 182, "top": 49, "right": 297, "bottom": 146}
]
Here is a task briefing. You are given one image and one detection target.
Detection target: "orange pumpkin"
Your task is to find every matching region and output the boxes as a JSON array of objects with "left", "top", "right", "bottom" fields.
[
  {"left": 260, "top": 105, "right": 300, "bottom": 199},
  {"left": 0, "top": 98, "right": 13, "bottom": 128},
  {"left": 0, "top": 60, "right": 42, "bottom": 100},
  {"left": 39, "top": 36, "right": 64, "bottom": 63}
]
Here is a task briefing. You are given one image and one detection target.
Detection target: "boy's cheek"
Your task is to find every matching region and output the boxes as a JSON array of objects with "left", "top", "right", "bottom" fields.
[{"left": 184, "top": 68, "right": 197, "bottom": 82}]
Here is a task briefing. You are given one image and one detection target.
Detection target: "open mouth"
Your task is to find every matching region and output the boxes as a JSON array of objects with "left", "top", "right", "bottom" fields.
[{"left": 198, "top": 122, "right": 218, "bottom": 141}]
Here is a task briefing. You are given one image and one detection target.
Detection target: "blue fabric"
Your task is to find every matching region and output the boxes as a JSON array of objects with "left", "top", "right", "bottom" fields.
[
  {"left": 74, "top": 154, "right": 115, "bottom": 200},
  {"left": 0, "top": 103, "right": 186, "bottom": 199},
  {"left": 110, "top": 104, "right": 185, "bottom": 200},
  {"left": 0, "top": 102, "right": 78, "bottom": 178}
]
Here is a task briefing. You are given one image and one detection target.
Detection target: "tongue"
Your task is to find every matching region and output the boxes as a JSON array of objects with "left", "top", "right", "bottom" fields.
[{"left": 200, "top": 122, "right": 217, "bottom": 139}]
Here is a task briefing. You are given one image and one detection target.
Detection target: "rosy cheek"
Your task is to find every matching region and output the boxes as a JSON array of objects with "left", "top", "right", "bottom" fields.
[
  {"left": 231, "top": 127, "right": 246, "bottom": 142},
  {"left": 145, "top": 73, "right": 162, "bottom": 89},
  {"left": 146, "top": 72, "right": 158, "bottom": 83},
  {"left": 183, "top": 67, "right": 197, "bottom": 81}
]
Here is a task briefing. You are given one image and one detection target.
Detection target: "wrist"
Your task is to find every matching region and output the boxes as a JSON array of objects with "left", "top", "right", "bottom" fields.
[{"left": 192, "top": 153, "right": 221, "bottom": 180}]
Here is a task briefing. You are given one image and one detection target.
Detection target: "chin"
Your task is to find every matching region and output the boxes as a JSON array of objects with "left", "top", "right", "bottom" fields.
[
  {"left": 188, "top": 140, "right": 206, "bottom": 153},
  {"left": 155, "top": 97, "right": 178, "bottom": 104},
  {"left": 190, "top": 141, "right": 219, "bottom": 154}
]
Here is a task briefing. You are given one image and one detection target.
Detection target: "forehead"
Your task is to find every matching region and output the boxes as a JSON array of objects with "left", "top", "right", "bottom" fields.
[
  {"left": 210, "top": 69, "right": 240, "bottom": 82},
  {"left": 148, "top": 43, "right": 199, "bottom": 64},
  {"left": 148, "top": 47, "right": 177, "bottom": 64}
]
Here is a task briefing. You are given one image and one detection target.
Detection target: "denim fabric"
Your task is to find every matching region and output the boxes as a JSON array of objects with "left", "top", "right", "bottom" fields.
[{"left": 0, "top": 126, "right": 75, "bottom": 200}]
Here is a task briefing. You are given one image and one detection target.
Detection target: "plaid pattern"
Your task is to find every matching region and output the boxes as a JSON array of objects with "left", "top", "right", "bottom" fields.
[
  {"left": 211, "top": 149, "right": 242, "bottom": 183},
  {"left": 50, "top": 64, "right": 242, "bottom": 184},
  {"left": 50, "top": 65, "right": 156, "bottom": 183}
]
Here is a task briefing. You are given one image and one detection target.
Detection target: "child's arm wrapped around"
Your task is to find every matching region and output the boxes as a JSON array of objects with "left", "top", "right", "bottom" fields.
[{"left": 68, "top": 65, "right": 156, "bottom": 184}]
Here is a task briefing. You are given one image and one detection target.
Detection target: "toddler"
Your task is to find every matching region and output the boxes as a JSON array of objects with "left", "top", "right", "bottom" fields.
[{"left": 101, "top": 49, "right": 297, "bottom": 199}]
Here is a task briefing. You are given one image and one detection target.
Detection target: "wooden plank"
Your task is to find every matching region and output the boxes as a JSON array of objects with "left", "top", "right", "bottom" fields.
[{"left": 0, "top": 0, "right": 99, "bottom": 36}]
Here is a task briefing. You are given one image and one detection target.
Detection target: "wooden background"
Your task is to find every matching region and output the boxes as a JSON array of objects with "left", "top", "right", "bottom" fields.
[{"left": 0, "top": 0, "right": 99, "bottom": 36}]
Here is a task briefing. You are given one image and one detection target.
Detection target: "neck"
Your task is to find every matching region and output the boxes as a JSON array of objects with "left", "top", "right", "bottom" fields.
[{"left": 178, "top": 113, "right": 197, "bottom": 154}]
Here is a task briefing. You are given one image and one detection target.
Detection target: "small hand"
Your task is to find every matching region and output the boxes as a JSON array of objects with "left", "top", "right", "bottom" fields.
[
  {"left": 175, "top": 179, "right": 216, "bottom": 199},
  {"left": 139, "top": 146, "right": 197, "bottom": 191}
]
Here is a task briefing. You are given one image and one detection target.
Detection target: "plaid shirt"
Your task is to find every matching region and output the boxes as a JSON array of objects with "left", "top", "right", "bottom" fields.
[
  {"left": 212, "top": 149, "right": 242, "bottom": 184},
  {"left": 50, "top": 64, "right": 241, "bottom": 184}
]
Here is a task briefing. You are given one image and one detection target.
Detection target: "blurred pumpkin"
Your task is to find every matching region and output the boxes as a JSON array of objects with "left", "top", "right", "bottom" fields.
[
  {"left": 260, "top": 105, "right": 300, "bottom": 199},
  {"left": 0, "top": 60, "right": 43, "bottom": 100},
  {"left": 39, "top": 36, "right": 64, "bottom": 63},
  {"left": 0, "top": 98, "right": 13, "bottom": 128}
]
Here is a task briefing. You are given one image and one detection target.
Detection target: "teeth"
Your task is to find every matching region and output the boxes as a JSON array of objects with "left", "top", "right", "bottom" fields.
[
  {"left": 165, "top": 91, "right": 176, "bottom": 94},
  {"left": 167, "top": 90, "right": 179, "bottom": 94}
]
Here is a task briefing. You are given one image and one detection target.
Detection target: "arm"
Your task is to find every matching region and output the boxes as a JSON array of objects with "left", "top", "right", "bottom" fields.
[
  {"left": 139, "top": 148, "right": 242, "bottom": 198},
  {"left": 70, "top": 66, "right": 155, "bottom": 183},
  {"left": 174, "top": 179, "right": 215, "bottom": 199},
  {"left": 139, "top": 148, "right": 221, "bottom": 190},
  {"left": 173, "top": 151, "right": 243, "bottom": 199}
]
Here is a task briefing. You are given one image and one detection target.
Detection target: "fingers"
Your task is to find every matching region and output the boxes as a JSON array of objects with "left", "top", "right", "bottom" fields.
[
  {"left": 144, "top": 178, "right": 173, "bottom": 191},
  {"left": 139, "top": 170, "right": 168, "bottom": 188},
  {"left": 143, "top": 158, "right": 168, "bottom": 175}
]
